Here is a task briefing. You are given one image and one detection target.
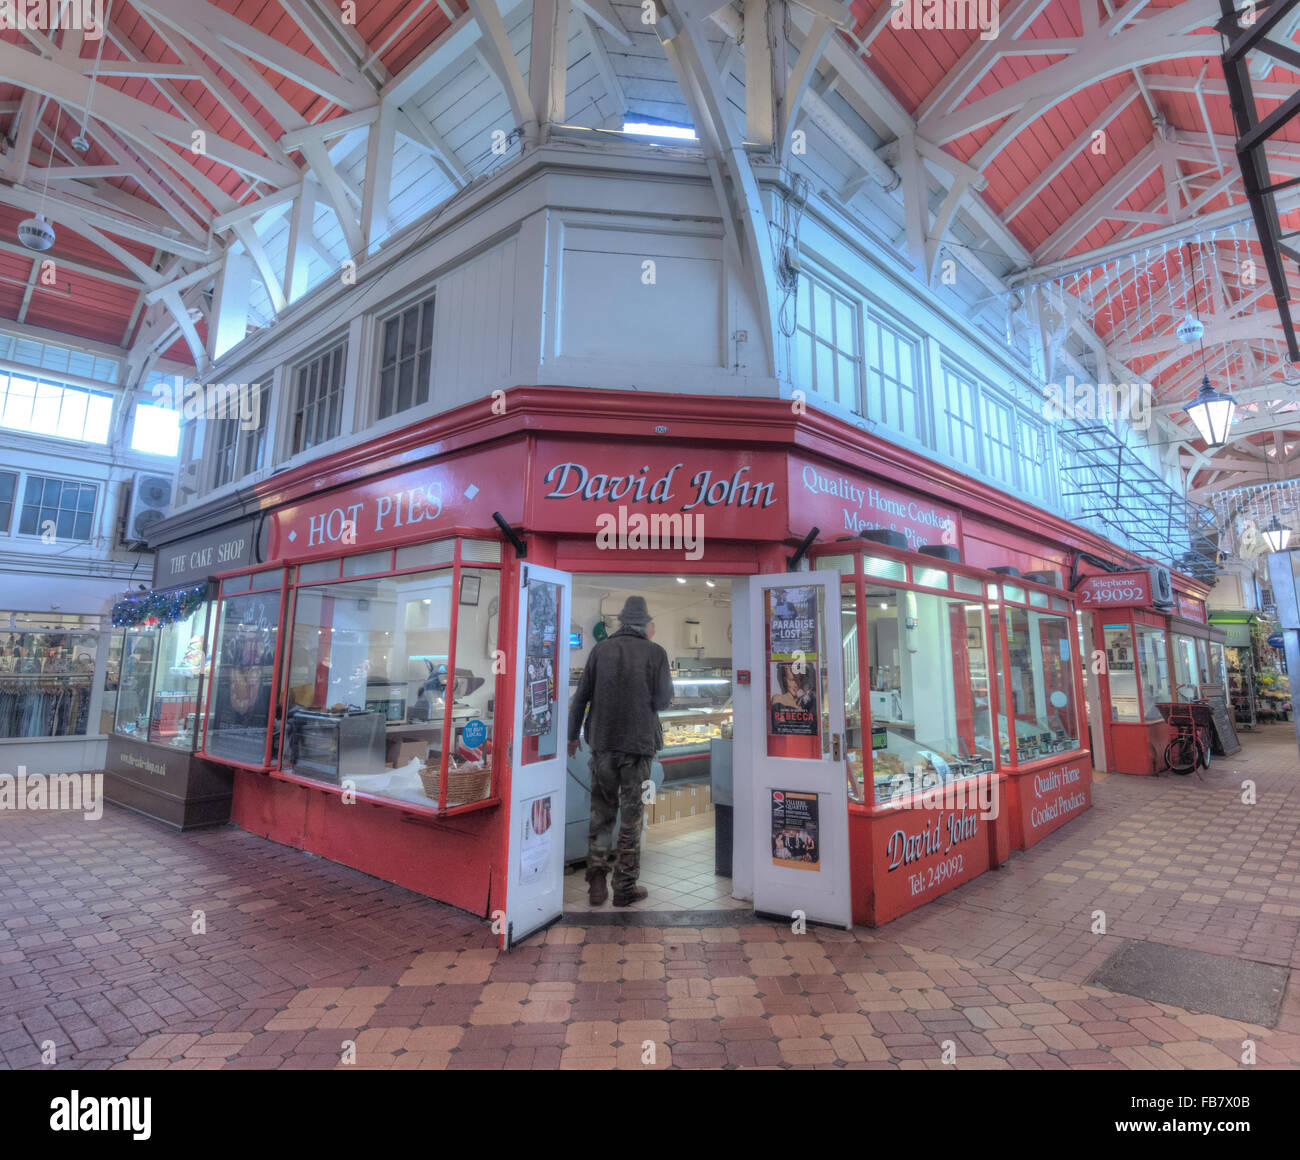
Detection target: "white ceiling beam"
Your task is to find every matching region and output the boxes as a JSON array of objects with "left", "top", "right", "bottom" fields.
[
  {"left": 530, "top": 0, "right": 570, "bottom": 131},
  {"left": 299, "top": 139, "right": 366, "bottom": 260},
  {"left": 920, "top": 3, "right": 1214, "bottom": 146},
  {"left": 395, "top": 107, "right": 469, "bottom": 188},
  {"left": 232, "top": 223, "right": 288, "bottom": 314},
  {"left": 573, "top": 0, "right": 633, "bottom": 46},
  {"left": 572, "top": 9, "right": 627, "bottom": 124},
  {"left": 0, "top": 38, "right": 296, "bottom": 188},
  {"left": 1003, "top": 88, "right": 1138, "bottom": 222},
  {"left": 134, "top": 0, "right": 370, "bottom": 110},
  {"left": 915, "top": 0, "right": 1055, "bottom": 124},
  {"left": 780, "top": 14, "right": 835, "bottom": 165},
  {"left": 360, "top": 103, "right": 398, "bottom": 253},
  {"left": 744, "top": 0, "right": 774, "bottom": 150},
  {"left": 1036, "top": 141, "right": 1164, "bottom": 262},
  {"left": 466, "top": 0, "right": 535, "bottom": 132}
]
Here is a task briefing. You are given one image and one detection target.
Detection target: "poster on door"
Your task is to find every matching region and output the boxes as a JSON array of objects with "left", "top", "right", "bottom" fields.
[
  {"left": 771, "top": 789, "right": 820, "bottom": 870},
  {"left": 767, "top": 586, "right": 820, "bottom": 736},
  {"left": 520, "top": 794, "right": 553, "bottom": 883},
  {"left": 523, "top": 579, "right": 559, "bottom": 737}
]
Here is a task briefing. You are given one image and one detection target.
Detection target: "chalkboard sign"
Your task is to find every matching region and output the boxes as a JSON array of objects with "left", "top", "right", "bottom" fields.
[{"left": 1198, "top": 685, "right": 1241, "bottom": 756}]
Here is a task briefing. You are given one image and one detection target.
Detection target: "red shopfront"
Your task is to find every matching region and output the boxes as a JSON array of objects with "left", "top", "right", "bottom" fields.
[
  {"left": 191, "top": 388, "right": 1124, "bottom": 939},
  {"left": 1074, "top": 567, "right": 1214, "bottom": 776}
]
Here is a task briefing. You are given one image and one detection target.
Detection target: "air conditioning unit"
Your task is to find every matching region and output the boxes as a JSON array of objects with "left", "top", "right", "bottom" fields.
[
  {"left": 123, "top": 472, "right": 173, "bottom": 546},
  {"left": 1148, "top": 565, "right": 1174, "bottom": 609}
]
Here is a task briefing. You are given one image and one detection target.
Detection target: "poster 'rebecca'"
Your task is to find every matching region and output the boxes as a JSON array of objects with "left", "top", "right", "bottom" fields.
[{"left": 767, "top": 587, "right": 819, "bottom": 736}]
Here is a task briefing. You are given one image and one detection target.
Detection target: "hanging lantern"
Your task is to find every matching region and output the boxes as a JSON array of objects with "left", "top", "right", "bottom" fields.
[
  {"left": 17, "top": 213, "right": 55, "bottom": 251},
  {"left": 1175, "top": 314, "right": 1204, "bottom": 343},
  {"left": 1263, "top": 516, "right": 1292, "bottom": 553},
  {"left": 1184, "top": 373, "right": 1236, "bottom": 446}
]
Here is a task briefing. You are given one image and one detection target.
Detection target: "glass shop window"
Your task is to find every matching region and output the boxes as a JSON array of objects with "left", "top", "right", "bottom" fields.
[
  {"left": 148, "top": 609, "right": 211, "bottom": 748},
  {"left": 282, "top": 567, "right": 499, "bottom": 808},
  {"left": 1103, "top": 622, "right": 1141, "bottom": 721},
  {"left": 0, "top": 612, "right": 99, "bottom": 738},
  {"left": 1136, "top": 625, "right": 1171, "bottom": 721},
  {"left": 1002, "top": 607, "right": 1080, "bottom": 762},
  {"left": 1172, "top": 634, "right": 1199, "bottom": 701},
  {"left": 204, "top": 588, "right": 284, "bottom": 765},
  {"left": 1208, "top": 641, "right": 1228, "bottom": 688},
  {"left": 114, "top": 625, "right": 157, "bottom": 738},
  {"left": 855, "top": 584, "right": 994, "bottom": 804}
]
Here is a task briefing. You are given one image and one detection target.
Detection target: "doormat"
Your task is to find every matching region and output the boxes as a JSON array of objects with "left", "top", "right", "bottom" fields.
[
  {"left": 1087, "top": 940, "right": 1288, "bottom": 1028},
  {"left": 559, "top": 909, "right": 766, "bottom": 927}
]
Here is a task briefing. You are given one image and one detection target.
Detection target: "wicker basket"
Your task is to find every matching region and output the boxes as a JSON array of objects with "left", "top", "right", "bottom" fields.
[{"left": 419, "top": 761, "right": 492, "bottom": 804}]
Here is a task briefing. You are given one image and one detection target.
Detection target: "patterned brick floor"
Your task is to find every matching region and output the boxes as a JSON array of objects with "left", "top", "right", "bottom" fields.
[{"left": 1, "top": 724, "right": 1298, "bottom": 1070}]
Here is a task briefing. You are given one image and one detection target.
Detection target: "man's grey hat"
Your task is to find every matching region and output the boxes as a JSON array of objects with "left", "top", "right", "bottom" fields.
[{"left": 618, "top": 596, "right": 653, "bottom": 626}]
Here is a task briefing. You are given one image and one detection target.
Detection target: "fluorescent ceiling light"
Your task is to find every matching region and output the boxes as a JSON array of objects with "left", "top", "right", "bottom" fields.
[{"left": 623, "top": 120, "right": 698, "bottom": 141}]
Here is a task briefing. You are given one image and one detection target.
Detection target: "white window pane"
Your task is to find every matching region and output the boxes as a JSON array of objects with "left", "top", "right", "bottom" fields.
[
  {"left": 86, "top": 394, "right": 113, "bottom": 443},
  {"left": 838, "top": 354, "right": 856, "bottom": 406},
  {"left": 816, "top": 341, "right": 836, "bottom": 401},
  {"left": 835, "top": 297, "right": 855, "bottom": 352},
  {"left": 131, "top": 405, "right": 181, "bottom": 455},
  {"left": 56, "top": 389, "right": 87, "bottom": 439},
  {"left": 813, "top": 284, "right": 831, "bottom": 332},
  {"left": 797, "top": 279, "right": 811, "bottom": 329},
  {"left": 796, "top": 329, "right": 814, "bottom": 391}
]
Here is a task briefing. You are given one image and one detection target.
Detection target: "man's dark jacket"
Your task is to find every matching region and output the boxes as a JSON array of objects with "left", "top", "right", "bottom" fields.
[{"left": 568, "top": 625, "right": 673, "bottom": 756}]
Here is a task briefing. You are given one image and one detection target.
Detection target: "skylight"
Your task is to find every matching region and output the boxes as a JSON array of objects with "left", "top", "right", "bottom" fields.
[
  {"left": 622, "top": 120, "right": 698, "bottom": 142},
  {"left": 130, "top": 403, "right": 180, "bottom": 456}
]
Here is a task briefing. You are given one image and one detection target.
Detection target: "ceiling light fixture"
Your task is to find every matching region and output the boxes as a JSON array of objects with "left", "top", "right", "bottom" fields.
[
  {"left": 1180, "top": 243, "right": 1236, "bottom": 447},
  {"left": 1262, "top": 445, "right": 1292, "bottom": 553},
  {"left": 675, "top": 576, "right": 686, "bottom": 584},
  {"left": 705, "top": 579, "right": 716, "bottom": 588}
]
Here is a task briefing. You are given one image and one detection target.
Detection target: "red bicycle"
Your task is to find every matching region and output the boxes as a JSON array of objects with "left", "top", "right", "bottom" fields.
[{"left": 1156, "top": 701, "right": 1212, "bottom": 775}]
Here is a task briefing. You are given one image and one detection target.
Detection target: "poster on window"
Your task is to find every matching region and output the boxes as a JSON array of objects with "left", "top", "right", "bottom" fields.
[
  {"left": 523, "top": 580, "right": 559, "bottom": 737},
  {"left": 767, "top": 586, "right": 820, "bottom": 736},
  {"left": 768, "top": 586, "right": 819, "bottom": 660},
  {"left": 520, "top": 793, "right": 553, "bottom": 883},
  {"left": 769, "top": 662, "right": 819, "bottom": 734},
  {"left": 771, "top": 789, "right": 820, "bottom": 870}
]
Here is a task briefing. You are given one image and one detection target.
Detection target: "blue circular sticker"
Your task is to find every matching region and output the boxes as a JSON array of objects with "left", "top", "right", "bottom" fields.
[{"left": 462, "top": 719, "right": 488, "bottom": 747}]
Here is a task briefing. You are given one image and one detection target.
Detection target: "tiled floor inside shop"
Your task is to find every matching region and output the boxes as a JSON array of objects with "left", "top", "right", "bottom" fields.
[
  {"left": 563, "top": 812, "right": 747, "bottom": 914},
  {"left": 4, "top": 725, "right": 1300, "bottom": 1069}
]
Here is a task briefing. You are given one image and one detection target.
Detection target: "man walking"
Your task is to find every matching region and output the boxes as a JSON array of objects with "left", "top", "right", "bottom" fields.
[{"left": 568, "top": 596, "right": 673, "bottom": 907}]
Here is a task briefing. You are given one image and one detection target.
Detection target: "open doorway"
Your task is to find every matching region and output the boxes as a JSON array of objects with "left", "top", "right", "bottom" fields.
[{"left": 563, "top": 573, "right": 744, "bottom": 913}]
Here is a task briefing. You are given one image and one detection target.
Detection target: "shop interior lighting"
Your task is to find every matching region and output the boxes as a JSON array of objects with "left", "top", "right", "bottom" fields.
[
  {"left": 705, "top": 579, "right": 716, "bottom": 588},
  {"left": 1180, "top": 243, "right": 1236, "bottom": 448},
  {"left": 671, "top": 677, "right": 729, "bottom": 685},
  {"left": 1261, "top": 451, "right": 1292, "bottom": 552},
  {"left": 675, "top": 576, "right": 686, "bottom": 583}
]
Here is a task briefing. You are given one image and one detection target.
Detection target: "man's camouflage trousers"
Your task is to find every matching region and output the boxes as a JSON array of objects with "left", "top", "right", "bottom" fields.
[{"left": 587, "top": 750, "right": 649, "bottom": 902}]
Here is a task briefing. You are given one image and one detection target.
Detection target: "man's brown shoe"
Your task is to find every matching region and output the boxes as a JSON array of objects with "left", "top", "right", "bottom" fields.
[
  {"left": 588, "top": 872, "right": 608, "bottom": 906},
  {"left": 612, "top": 886, "right": 648, "bottom": 907}
]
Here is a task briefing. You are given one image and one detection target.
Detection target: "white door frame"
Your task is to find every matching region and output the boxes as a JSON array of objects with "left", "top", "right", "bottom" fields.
[
  {"left": 747, "top": 570, "right": 851, "bottom": 929},
  {"left": 504, "top": 563, "right": 572, "bottom": 947}
]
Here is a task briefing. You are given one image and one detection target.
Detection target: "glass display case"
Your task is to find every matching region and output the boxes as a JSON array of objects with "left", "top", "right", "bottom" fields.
[
  {"left": 661, "top": 662, "right": 732, "bottom": 753},
  {"left": 1001, "top": 599, "right": 1081, "bottom": 762},
  {"left": 114, "top": 625, "right": 157, "bottom": 737},
  {"left": 840, "top": 564, "right": 995, "bottom": 804},
  {"left": 280, "top": 560, "right": 500, "bottom": 808},
  {"left": 205, "top": 580, "right": 284, "bottom": 766},
  {"left": 148, "top": 609, "right": 210, "bottom": 748},
  {"left": 0, "top": 612, "right": 99, "bottom": 738}
]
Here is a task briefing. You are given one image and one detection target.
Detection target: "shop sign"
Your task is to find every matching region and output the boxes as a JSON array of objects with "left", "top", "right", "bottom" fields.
[
  {"left": 531, "top": 442, "right": 787, "bottom": 541},
  {"left": 153, "top": 518, "right": 257, "bottom": 587},
  {"left": 266, "top": 446, "right": 521, "bottom": 562},
  {"left": 789, "top": 456, "right": 959, "bottom": 551},
  {"left": 1268, "top": 632, "right": 1285, "bottom": 649},
  {"left": 881, "top": 808, "right": 986, "bottom": 906},
  {"left": 1022, "top": 760, "right": 1090, "bottom": 845},
  {"left": 771, "top": 790, "right": 820, "bottom": 870},
  {"left": 1176, "top": 595, "right": 1208, "bottom": 624},
  {"left": 1074, "top": 570, "right": 1151, "bottom": 608}
]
